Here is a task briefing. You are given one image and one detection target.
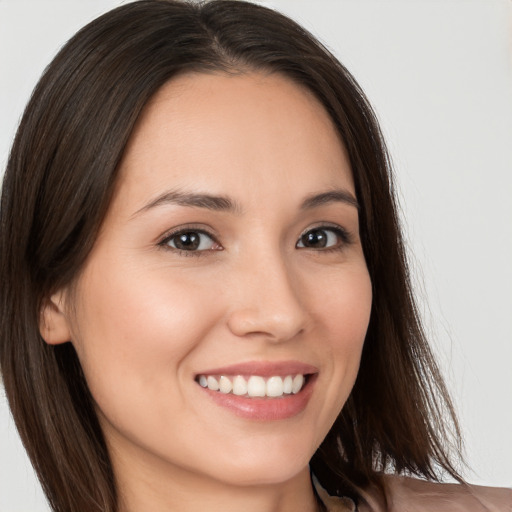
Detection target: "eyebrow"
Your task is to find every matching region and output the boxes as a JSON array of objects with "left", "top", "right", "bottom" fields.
[
  {"left": 132, "top": 187, "right": 358, "bottom": 218},
  {"left": 300, "top": 189, "right": 359, "bottom": 210},
  {"left": 132, "top": 190, "right": 242, "bottom": 217}
]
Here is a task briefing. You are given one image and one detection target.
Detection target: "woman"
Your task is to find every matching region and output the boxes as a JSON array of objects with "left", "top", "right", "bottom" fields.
[{"left": 0, "top": 1, "right": 510, "bottom": 511}]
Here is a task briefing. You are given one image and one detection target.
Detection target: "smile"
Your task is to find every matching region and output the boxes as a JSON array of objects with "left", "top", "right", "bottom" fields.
[
  {"left": 197, "top": 374, "right": 306, "bottom": 397},
  {"left": 195, "top": 361, "right": 318, "bottom": 420}
]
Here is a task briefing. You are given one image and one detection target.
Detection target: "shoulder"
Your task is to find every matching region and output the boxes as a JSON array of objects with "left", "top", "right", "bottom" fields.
[{"left": 359, "top": 475, "right": 512, "bottom": 512}]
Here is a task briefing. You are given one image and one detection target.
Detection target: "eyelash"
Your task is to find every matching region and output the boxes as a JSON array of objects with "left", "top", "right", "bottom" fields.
[
  {"left": 158, "top": 227, "right": 221, "bottom": 257},
  {"left": 297, "top": 225, "right": 352, "bottom": 253},
  {"left": 158, "top": 224, "right": 352, "bottom": 256}
]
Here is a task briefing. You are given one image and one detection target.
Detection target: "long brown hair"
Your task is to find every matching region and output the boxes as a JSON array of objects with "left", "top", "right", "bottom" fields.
[{"left": 0, "top": 1, "right": 462, "bottom": 511}]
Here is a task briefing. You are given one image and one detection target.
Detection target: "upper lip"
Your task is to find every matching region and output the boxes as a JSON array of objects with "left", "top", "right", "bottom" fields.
[{"left": 196, "top": 360, "right": 318, "bottom": 377}]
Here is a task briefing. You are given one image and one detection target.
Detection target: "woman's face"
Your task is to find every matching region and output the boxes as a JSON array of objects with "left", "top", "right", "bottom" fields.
[{"left": 63, "top": 72, "right": 372, "bottom": 488}]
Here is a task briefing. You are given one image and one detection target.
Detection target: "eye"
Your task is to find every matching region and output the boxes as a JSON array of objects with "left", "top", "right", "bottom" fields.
[
  {"left": 296, "top": 226, "right": 349, "bottom": 250},
  {"left": 161, "top": 229, "right": 219, "bottom": 252}
]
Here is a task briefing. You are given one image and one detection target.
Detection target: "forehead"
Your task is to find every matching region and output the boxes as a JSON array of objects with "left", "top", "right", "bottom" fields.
[{"left": 114, "top": 71, "right": 353, "bottom": 213}]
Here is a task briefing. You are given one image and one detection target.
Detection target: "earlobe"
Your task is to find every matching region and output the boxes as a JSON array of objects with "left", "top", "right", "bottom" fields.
[{"left": 39, "top": 291, "right": 72, "bottom": 345}]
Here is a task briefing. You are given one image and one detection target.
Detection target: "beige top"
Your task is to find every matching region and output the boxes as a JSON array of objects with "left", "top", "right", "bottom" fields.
[{"left": 315, "top": 475, "right": 512, "bottom": 512}]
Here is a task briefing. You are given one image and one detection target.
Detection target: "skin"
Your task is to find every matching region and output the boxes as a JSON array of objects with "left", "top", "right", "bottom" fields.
[{"left": 42, "top": 72, "right": 372, "bottom": 512}]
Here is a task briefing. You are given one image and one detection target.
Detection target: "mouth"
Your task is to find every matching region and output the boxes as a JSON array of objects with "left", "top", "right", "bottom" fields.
[
  {"left": 194, "top": 361, "right": 318, "bottom": 420},
  {"left": 196, "top": 373, "right": 309, "bottom": 398}
]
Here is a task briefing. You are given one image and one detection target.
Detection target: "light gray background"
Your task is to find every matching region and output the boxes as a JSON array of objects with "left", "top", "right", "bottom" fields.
[{"left": 1, "top": 1, "right": 511, "bottom": 510}]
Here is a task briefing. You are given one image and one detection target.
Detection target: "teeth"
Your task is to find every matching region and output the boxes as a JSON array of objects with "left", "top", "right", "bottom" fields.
[
  {"left": 292, "top": 374, "right": 304, "bottom": 394},
  {"left": 219, "top": 375, "right": 232, "bottom": 394},
  {"left": 233, "top": 375, "right": 248, "bottom": 396},
  {"left": 283, "top": 375, "right": 293, "bottom": 394},
  {"left": 198, "top": 374, "right": 307, "bottom": 397},
  {"left": 266, "top": 376, "right": 284, "bottom": 397},
  {"left": 207, "top": 376, "right": 219, "bottom": 391},
  {"left": 247, "top": 376, "right": 266, "bottom": 397}
]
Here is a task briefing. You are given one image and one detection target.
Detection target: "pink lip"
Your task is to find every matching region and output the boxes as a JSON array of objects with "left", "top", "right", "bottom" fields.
[
  {"left": 196, "top": 360, "right": 318, "bottom": 378},
  {"left": 196, "top": 360, "right": 318, "bottom": 421}
]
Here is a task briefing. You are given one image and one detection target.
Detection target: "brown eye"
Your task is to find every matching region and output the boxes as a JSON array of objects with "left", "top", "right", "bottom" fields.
[
  {"left": 296, "top": 227, "right": 348, "bottom": 250},
  {"left": 165, "top": 231, "right": 216, "bottom": 251}
]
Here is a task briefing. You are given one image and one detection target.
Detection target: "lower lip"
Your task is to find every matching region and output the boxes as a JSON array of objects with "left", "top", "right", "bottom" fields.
[{"left": 199, "top": 375, "right": 317, "bottom": 421}]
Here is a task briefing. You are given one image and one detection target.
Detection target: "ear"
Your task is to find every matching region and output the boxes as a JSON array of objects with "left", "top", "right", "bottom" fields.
[{"left": 39, "top": 291, "right": 72, "bottom": 345}]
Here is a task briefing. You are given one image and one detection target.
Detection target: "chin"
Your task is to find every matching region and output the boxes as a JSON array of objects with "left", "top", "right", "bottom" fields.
[
  {"left": 209, "top": 461, "right": 310, "bottom": 488},
  {"left": 197, "top": 438, "right": 316, "bottom": 487}
]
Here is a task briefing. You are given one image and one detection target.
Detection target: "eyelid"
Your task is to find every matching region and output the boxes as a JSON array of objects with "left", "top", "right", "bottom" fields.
[
  {"left": 157, "top": 224, "right": 222, "bottom": 253},
  {"left": 156, "top": 222, "right": 352, "bottom": 255},
  {"left": 296, "top": 223, "right": 352, "bottom": 249}
]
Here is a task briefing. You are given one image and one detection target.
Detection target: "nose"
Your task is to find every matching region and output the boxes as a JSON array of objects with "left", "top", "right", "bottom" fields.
[{"left": 226, "top": 251, "right": 307, "bottom": 343}]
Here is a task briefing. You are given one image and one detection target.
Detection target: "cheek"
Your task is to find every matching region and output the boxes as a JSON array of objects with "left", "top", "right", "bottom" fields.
[
  {"left": 309, "top": 264, "right": 372, "bottom": 414},
  {"left": 68, "top": 261, "right": 223, "bottom": 410},
  {"left": 316, "top": 263, "right": 372, "bottom": 348}
]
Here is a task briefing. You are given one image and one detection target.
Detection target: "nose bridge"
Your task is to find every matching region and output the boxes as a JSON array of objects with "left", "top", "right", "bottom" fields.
[{"left": 226, "top": 241, "right": 307, "bottom": 341}]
